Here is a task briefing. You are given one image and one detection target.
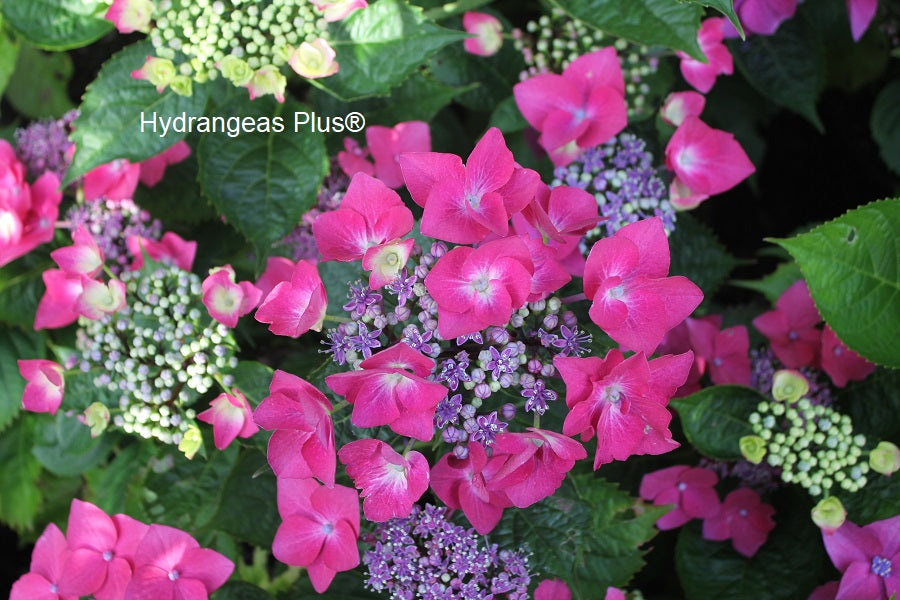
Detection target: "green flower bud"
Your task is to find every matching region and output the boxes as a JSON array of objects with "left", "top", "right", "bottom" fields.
[
  {"left": 811, "top": 496, "right": 846, "bottom": 532},
  {"left": 81, "top": 402, "right": 110, "bottom": 437},
  {"left": 740, "top": 435, "right": 767, "bottom": 465},
  {"left": 169, "top": 75, "right": 193, "bottom": 96},
  {"left": 869, "top": 441, "right": 900, "bottom": 475},
  {"left": 772, "top": 369, "right": 809, "bottom": 403},
  {"left": 178, "top": 424, "right": 203, "bottom": 459}
]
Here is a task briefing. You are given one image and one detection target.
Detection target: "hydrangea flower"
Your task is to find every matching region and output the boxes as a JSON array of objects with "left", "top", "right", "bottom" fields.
[
  {"left": 9, "top": 523, "right": 71, "bottom": 600},
  {"left": 677, "top": 18, "right": 733, "bottom": 93},
  {"left": 819, "top": 325, "right": 875, "bottom": 387},
  {"left": 18, "top": 359, "right": 65, "bottom": 415},
  {"left": 639, "top": 465, "right": 721, "bottom": 529},
  {"left": 822, "top": 515, "right": 899, "bottom": 599},
  {"left": 197, "top": 391, "right": 257, "bottom": 450},
  {"left": 702, "top": 488, "right": 775, "bottom": 557},
  {"left": 463, "top": 12, "right": 503, "bottom": 56},
  {"left": 254, "top": 259, "right": 327, "bottom": 337},
  {"left": 753, "top": 279, "right": 822, "bottom": 369}
]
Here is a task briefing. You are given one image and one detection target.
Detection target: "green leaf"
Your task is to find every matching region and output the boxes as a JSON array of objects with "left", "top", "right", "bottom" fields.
[
  {"left": 489, "top": 96, "right": 529, "bottom": 133},
  {"left": 0, "top": 256, "right": 49, "bottom": 328},
  {"left": 838, "top": 367, "right": 900, "bottom": 441},
  {"left": 197, "top": 97, "right": 328, "bottom": 249},
  {"left": 211, "top": 450, "right": 279, "bottom": 547},
  {"left": 0, "top": 326, "right": 45, "bottom": 432},
  {"left": 66, "top": 41, "right": 210, "bottom": 184},
  {"left": 685, "top": 0, "right": 744, "bottom": 37},
  {"left": 672, "top": 385, "right": 764, "bottom": 460},
  {"left": 0, "top": 417, "right": 42, "bottom": 530},
  {"left": 772, "top": 198, "right": 900, "bottom": 368},
  {"left": 311, "top": 0, "right": 467, "bottom": 101},
  {"left": 840, "top": 474, "right": 900, "bottom": 525},
  {"left": 0, "top": 16, "right": 20, "bottom": 96},
  {"left": 279, "top": 573, "right": 380, "bottom": 599},
  {"left": 668, "top": 213, "right": 739, "bottom": 298},
  {"left": 228, "top": 361, "right": 275, "bottom": 407},
  {"left": 429, "top": 37, "right": 525, "bottom": 112},
  {"left": 133, "top": 148, "right": 217, "bottom": 225},
  {"left": 492, "top": 473, "right": 666, "bottom": 598},
  {"left": 216, "top": 582, "right": 275, "bottom": 600},
  {"left": 548, "top": 0, "right": 705, "bottom": 61},
  {"left": 870, "top": 80, "right": 900, "bottom": 176},
  {"left": 32, "top": 411, "right": 113, "bottom": 477},
  {"left": 732, "top": 261, "right": 803, "bottom": 304},
  {"left": 0, "top": 0, "right": 112, "bottom": 51},
  {"left": 5, "top": 44, "right": 75, "bottom": 119},
  {"left": 675, "top": 495, "right": 826, "bottom": 600},
  {"left": 729, "top": 16, "right": 825, "bottom": 132},
  {"left": 84, "top": 442, "right": 154, "bottom": 515},
  {"left": 319, "top": 259, "right": 366, "bottom": 317}
]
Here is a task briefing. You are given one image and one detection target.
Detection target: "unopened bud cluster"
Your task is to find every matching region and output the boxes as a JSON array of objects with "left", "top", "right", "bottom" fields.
[
  {"left": 512, "top": 7, "right": 660, "bottom": 118},
  {"left": 75, "top": 262, "right": 237, "bottom": 445}
]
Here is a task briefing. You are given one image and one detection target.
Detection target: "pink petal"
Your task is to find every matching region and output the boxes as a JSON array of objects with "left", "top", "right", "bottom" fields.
[
  {"left": 512, "top": 74, "right": 580, "bottom": 131},
  {"left": 272, "top": 515, "right": 326, "bottom": 566},
  {"left": 397, "top": 152, "right": 465, "bottom": 208},
  {"left": 56, "top": 548, "right": 107, "bottom": 596},
  {"left": 563, "top": 47, "right": 625, "bottom": 96},
  {"left": 178, "top": 547, "right": 234, "bottom": 593},
  {"left": 847, "top": 0, "right": 878, "bottom": 40}
]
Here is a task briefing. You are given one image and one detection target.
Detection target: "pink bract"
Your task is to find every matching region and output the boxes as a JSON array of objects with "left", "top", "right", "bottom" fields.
[
  {"left": 83, "top": 159, "right": 140, "bottom": 202},
  {"left": 366, "top": 121, "right": 431, "bottom": 189},
  {"left": 822, "top": 515, "right": 899, "bottom": 600},
  {"left": 702, "top": 488, "right": 775, "bottom": 557},
  {"left": 752, "top": 279, "right": 822, "bottom": 369},
  {"left": 51, "top": 226, "right": 104, "bottom": 278},
  {"left": 535, "top": 578, "right": 572, "bottom": 600},
  {"left": 430, "top": 442, "right": 511, "bottom": 534},
  {"left": 254, "top": 259, "right": 327, "bottom": 338},
  {"left": 685, "top": 317, "right": 752, "bottom": 386},
  {"left": 197, "top": 391, "right": 258, "bottom": 450},
  {"left": 847, "top": 0, "right": 878, "bottom": 41},
  {"left": 729, "top": 0, "right": 800, "bottom": 36},
  {"left": 139, "top": 141, "right": 191, "bottom": 187},
  {"left": 201, "top": 265, "right": 263, "bottom": 328},
  {"left": 819, "top": 325, "right": 875, "bottom": 388},
  {"left": 9, "top": 523, "right": 73, "bottom": 600},
  {"left": 126, "top": 231, "right": 196, "bottom": 272},
  {"left": 34, "top": 269, "right": 83, "bottom": 330},
  {"left": 463, "top": 12, "right": 503, "bottom": 57},
  {"left": 312, "top": 0, "right": 367, "bottom": 22},
  {"left": 104, "top": 0, "right": 153, "bottom": 33},
  {"left": 677, "top": 18, "right": 733, "bottom": 94},
  {"left": 666, "top": 116, "right": 755, "bottom": 198},
  {"left": 639, "top": 465, "right": 721, "bottom": 529},
  {"left": 18, "top": 359, "right": 65, "bottom": 415},
  {"left": 661, "top": 91, "right": 706, "bottom": 127}
]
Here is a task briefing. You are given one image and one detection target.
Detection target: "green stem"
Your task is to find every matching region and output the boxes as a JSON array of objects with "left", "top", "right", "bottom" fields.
[
  {"left": 323, "top": 314, "right": 352, "bottom": 324},
  {"left": 423, "top": 0, "right": 494, "bottom": 21}
]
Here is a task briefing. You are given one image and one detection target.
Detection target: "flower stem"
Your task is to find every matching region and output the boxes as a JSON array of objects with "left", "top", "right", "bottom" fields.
[
  {"left": 560, "top": 292, "right": 588, "bottom": 304},
  {"left": 323, "top": 314, "right": 352, "bottom": 324},
  {"left": 423, "top": 0, "right": 494, "bottom": 21}
]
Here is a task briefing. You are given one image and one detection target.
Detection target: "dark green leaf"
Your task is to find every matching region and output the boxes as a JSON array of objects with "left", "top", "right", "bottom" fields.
[
  {"left": 840, "top": 474, "right": 900, "bottom": 525},
  {"left": 0, "top": 257, "right": 49, "bottom": 328},
  {"left": 0, "top": 16, "right": 20, "bottom": 96},
  {"left": 278, "top": 569, "right": 383, "bottom": 599},
  {"left": 429, "top": 37, "right": 525, "bottom": 112},
  {"left": 319, "top": 260, "right": 366, "bottom": 318},
  {"left": 216, "top": 582, "right": 275, "bottom": 600},
  {"left": 67, "top": 41, "right": 210, "bottom": 184},
  {"left": 838, "top": 367, "right": 900, "bottom": 441},
  {"left": 729, "top": 16, "right": 825, "bottom": 132},
  {"left": 32, "top": 411, "right": 113, "bottom": 477},
  {"left": 489, "top": 96, "right": 529, "bottom": 133},
  {"left": 134, "top": 149, "right": 218, "bottom": 225},
  {"left": 0, "top": 326, "right": 45, "bottom": 432},
  {"left": 62, "top": 369, "right": 122, "bottom": 412},
  {"left": 84, "top": 442, "right": 155, "bottom": 515},
  {"left": 685, "top": 0, "right": 743, "bottom": 37},
  {"left": 311, "top": 0, "right": 467, "bottom": 101},
  {"left": 212, "top": 450, "right": 279, "bottom": 547},
  {"left": 228, "top": 361, "right": 275, "bottom": 407},
  {"left": 6, "top": 44, "right": 75, "bottom": 119},
  {"left": 0, "top": 417, "right": 42, "bottom": 530},
  {"left": 548, "top": 0, "right": 705, "bottom": 61},
  {"left": 870, "top": 80, "right": 900, "bottom": 176},
  {"left": 0, "top": 0, "right": 112, "bottom": 51},
  {"left": 673, "top": 385, "right": 764, "bottom": 460},
  {"left": 197, "top": 97, "right": 327, "bottom": 249},
  {"left": 669, "top": 213, "right": 739, "bottom": 298},
  {"left": 773, "top": 198, "right": 900, "bottom": 368},
  {"left": 732, "top": 261, "right": 803, "bottom": 304}
]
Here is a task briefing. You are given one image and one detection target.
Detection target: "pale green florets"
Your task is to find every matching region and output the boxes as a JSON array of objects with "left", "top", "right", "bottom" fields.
[
  {"left": 512, "top": 7, "right": 660, "bottom": 119},
  {"left": 147, "top": 0, "right": 329, "bottom": 90},
  {"left": 75, "top": 263, "right": 238, "bottom": 446}
]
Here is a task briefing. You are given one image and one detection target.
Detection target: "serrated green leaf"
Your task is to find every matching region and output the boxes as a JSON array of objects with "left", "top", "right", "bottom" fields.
[
  {"left": 429, "top": 37, "right": 525, "bottom": 112},
  {"left": 0, "top": 0, "right": 112, "bottom": 51},
  {"left": 673, "top": 385, "right": 764, "bottom": 460},
  {"left": 66, "top": 41, "right": 210, "bottom": 184},
  {"left": 685, "top": 0, "right": 744, "bottom": 37},
  {"left": 870, "top": 80, "right": 900, "bottom": 176},
  {"left": 0, "top": 16, "right": 20, "bottom": 96},
  {"left": 772, "top": 198, "right": 900, "bottom": 368},
  {"left": 32, "top": 411, "right": 113, "bottom": 477},
  {"left": 6, "top": 44, "right": 75, "bottom": 119},
  {"left": 134, "top": 149, "right": 217, "bottom": 225},
  {"left": 211, "top": 450, "right": 279, "bottom": 547},
  {"left": 0, "top": 417, "right": 42, "bottom": 530},
  {"left": 197, "top": 97, "right": 327, "bottom": 249},
  {"left": 669, "top": 213, "right": 739, "bottom": 298},
  {"left": 548, "top": 0, "right": 705, "bottom": 61},
  {"left": 84, "top": 442, "right": 154, "bottom": 515},
  {"left": 311, "top": 0, "right": 467, "bottom": 101},
  {"left": 729, "top": 16, "right": 825, "bottom": 132},
  {"left": 732, "top": 261, "right": 803, "bottom": 304},
  {"left": 0, "top": 326, "right": 45, "bottom": 432},
  {"left": 838, "top": 367, "right": 900, "bottom": 441},
  {"left": 228, "top": 361, "right": 275, "bottom": 407}
]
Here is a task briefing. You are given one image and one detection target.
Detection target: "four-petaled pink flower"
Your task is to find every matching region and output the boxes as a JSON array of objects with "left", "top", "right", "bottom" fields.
[
  {"left": 677, "top": 18, "right": 733, "bottom": 93},
  {"left": 685, "top": 316, "right": 752, "bottom": 386},
  {"left": 9, "top": 523, "right": 73, "bottom": 600},
  {"left": 139, "top": 141, "right": 191, "bottom": 187},
  {"left": 639, "top": 465, "right": 721, "bottom": 530},
  {"left": 583, "top": 217, "right": 703, "bottom": 354},
  {"left": 660, "top": 91, "right": 706, "bottom": 127},
  {"left": 254, "top": 370, "right": 336, "bottom": 485},
  {"left": 124, "top": 524, "right": 234, "bottom": 599},
  {"left": 18, "top": 359, "right": 65, "bottom": 415},
  {"left": 126, "top": 231, "right": 197, "bottom": 272},
  {"left": 822, "top": 515, "right": 899, "bottom": 600},
  {"left": 55, "top": 499, "right": 149, "bottom": 600},
  {"left": 425, "top": 236, "right": 534, "bottom": 339},
  {"left": 84, "top": 159, "right": 140, "bottom": 202},
  {"left": 463, "top": 12, "right": 503, "bottom": 57},
  {"left": 338, "top": 439, "right": 430, "bottom": 522},
  {"left": 430, "top": 441, "right": 511, "bottom": 534},
  {"left": 197, "top": 391, "right": 257, "bottom": 450},
  {"left": 819, "top": 325, "right": 875, "bottom": 388},
  {"left": 272, "top": 478, "right": 360, "bottom": 593},
  {"left": 534, "top": 578, "right": 571, "bottom": 600},
  {"left": 254, "top": 259, "right": 328, "bottom": 337},
  {"left": 665, "top": 116, "right": 755, "bottom": 202},
  {"left": 365, "top": 121, "right": 431, "bottom": 189},
  {"left": 326, "top": 342, "right": 447, "bottom": 441},
  {"left": 399, "top": 127, "right": 539, "bottom": 244},
  {"left": 554, "top": 349, "right": 693, "bottom": 468},
  {"left": 702, "top": 488, "right": 775, "bottom": 557},
  {"left": 513, "top": 48, "right": 627, "bottom": 166},
  {"left": 752, "top": 279, "right": 822, "bottom": 369},
  {"left": 201, "top": 265, "right": 263, "bottom": 328}
]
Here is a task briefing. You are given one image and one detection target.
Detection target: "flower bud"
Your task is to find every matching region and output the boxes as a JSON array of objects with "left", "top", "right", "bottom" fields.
[
  {"left": 811, "top": 496, "right": 846, "bottom": 534},
  {"left": 740, "top": 435, "right": 767, "bottom": 465},
  {"left": 80, "top": 402, "right": 111, "bottom": 437},
  {"left": 869, "top": 441, "right": 900, "bottom": 476},
  {"left": 218, "top": 55, "right": 253, "bottom": 85},
  {"left": 177, "top": 423, "right": 203, "bottom": 459},
  {"left": 169, "top": 75, "right": 193, "bottom": 96},
  {"left": 772, "top": 369, "right": 808, "bottom": 403}
]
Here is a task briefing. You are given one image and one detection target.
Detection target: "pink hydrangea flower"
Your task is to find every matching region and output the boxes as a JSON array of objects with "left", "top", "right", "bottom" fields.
[
  {"left": 0, "top": 142, "right": 62, "bottom": 267},
  {"left": 126, "top": 231, "right": 196, "bottom": 272},
  {"left": 535, "top": 578, "right": 571, "bottom": 600},
  {"left": 425, "top": 236, "right": 533, "bottom": 339},
  {"left": 639, "top": 465, "right": 721, "bottom": 529},
  {"left": 254, "top": 260, "right": 327, "bottom": 338},
  {"left": 605, "top": 588, "right": 627, "bottom": 600},
  {"left": 312, "top": 172, "right": 413, "bottom": 261},
  {"left": 18, "top": 359, "right": 65, "bottom": 415},
  {"left": 104, "top": 0, "right": 153, "bottom": 33},
  {"left": 520, "top": 183, "right": 599, "bottom": 241},
  {"left": 655, "top": 320, "right": 704, "bottom": 397},
  {"left": 254, "top": 370, "right": 336, "bottom": 485},
  {"left": 272, "top": 478, "right": 360, "bottom": 593},
  {"left": 430, "top": 442, "right": 511, "bottom": 534},
  {"left": 201, "top": 265, "right": 263, "bottom": 328},
  {"left": 76, "top": 276, "right": 127, "bottom": 320},
  {"left": 338, "top": 439, "right": 430, "bottom": 522},
  {"left": 847, "top": 0, "right": 878, "bottom": 41},
  {"left": 513, "top": 48, "right": 627, "bottom": 166},
  {"left": 677, "top": 18, "right": 733, "bottom": 93},
  {"left": 365, "top": 121, "right": 431, "bottom": 189},
  {"left": 9, "top": 523, "right": 72, "bottom": 600},
  {"left": 312, "top": 0, "right": 368, "bottom": 22},
  {"left": 702, "top": 488, "right": 775, "bottom": 557},
  {"left": 139, "top": 141, "right": 191, "bottom": 187},
  {"left": 125, "top": 524, "right": 234, "bottom": 599},
  {"left": 336, "top": 138, "right": 374, "bottom": 179},
  {"left": 197, "top": 391, "right": 258, "bottom": 450},
  {"left": 752, "top": 279, "right": 822, "bottom": 369},
  {"left": 325, "top": 342, "right": 447, "bottom": 441},
  {"left": 729, "top": 0, "right": 800, "bottom": 36},
  {"left": 55, "top": 499, "right": 149, "bottom": 600},
  {"left": 666, "top": 116, "right": 755, "bottom": 198},
  {"left": 489, "top": 428, "right": 586, "bottom": 508},
  {"left": 583, "top": 217, "right": 703, "bottom": 354},
  {"left": 288, "top": 39, "right": 340, "bottom": 79},
  {"left": 34, "top": 269, "right": 83, "bottom": 330},
  {"left": 819, "top": 325, "right": 875, "bottom": 388},
  {"left": 399, "top": 127, "right": 539, "bottom": 244},
  {"left": 362, "top": 238, "right": 415, "bottom": 290},
  {"left": 463, "top": 12, "right": 503, "bottom": 57},
  {"left": 83, "top": 159, "right": 140, "bottom": 202},
  {"left": 255, "top": 256, "right": 296, "bottom": 299},
  {"left": 50, "top": 226, "right": 104, "bottom": 278},
  {"left": 822, "top": 515, "right": 899, "bottom": 600},
  {"left": 519, "top": 236, "right": 571, "bottom": 302},
  {"left": 554, "top": 349, "right": 693, "bottom": 468},
  {"left": 661, "top": 91, "right": 706, "bottom": 127},
  {"left": 685, "top": 317, "right": 752, "bottom": 386}
]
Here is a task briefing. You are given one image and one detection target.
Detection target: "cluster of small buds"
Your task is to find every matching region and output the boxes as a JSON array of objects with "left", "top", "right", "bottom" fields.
[
  {"left": 362, "top": 503, "right": 532, "bottom": 600},
  {"left": 75, "top": 262, "right": 237, "bottom": 445},
  {"left": 746, "top": 372, "right": 869, "bottom": 497},
  {"left": 511, "top": 7, "right": 660, "bottom": 118},
  {"left": 13, "top": 110, "right": 78, "bottom": 181},
  {"left": 750, "top": 348, "right": 834, "bottom": 407},
  {"left": 551, "top": 133, "right": 676, "bottom": 241},
  {"left": 66, "top": 199, "right": 162, "bottom": 275},
  {"left": 278, "top": 163, "right": 349, "bottom": 261},
  {"left": 147, "top": 0, "right": 330, "bottom": 91}
]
